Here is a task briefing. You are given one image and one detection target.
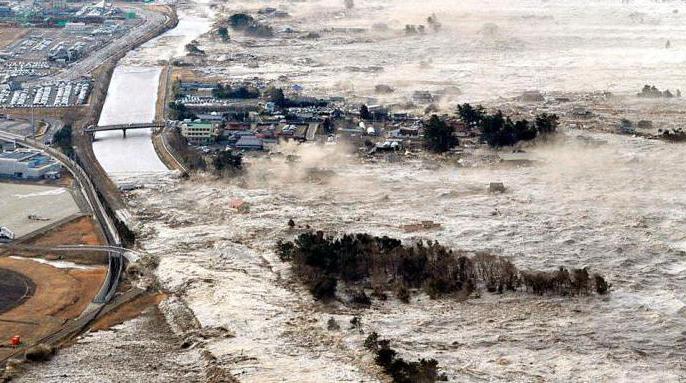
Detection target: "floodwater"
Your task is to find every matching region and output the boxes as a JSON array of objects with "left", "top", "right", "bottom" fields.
[
  {"left": 92, "top": 0, "right": 214, "bottom": 181},
  {"left": 119, "top": 132, "right": 686, "bottom": 382},
  {"left": 26, "top": 0, "right": 686, "bottom": 381},
  {"left": 210, "top": 0, "right": 686, "bottom": 103},
  {"left": 125, "top": 3, "right": 215, "bottom": 64}
]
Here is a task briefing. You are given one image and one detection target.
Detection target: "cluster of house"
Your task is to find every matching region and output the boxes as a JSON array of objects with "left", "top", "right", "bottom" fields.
[
  {"left": 173, "top": 80, "right": 447, "bottom": 153},
  {"left": 176, "top": 105, "right": 443, "bottom": 154},
  {"left": 0, "top": 145, "right": 62, "bottom": 179},
  {"left": 178, "top": 116, "right": 326, "bottom": 151},
  {"left": 172, "top": 79, "right": 503, "bottom": 156}
]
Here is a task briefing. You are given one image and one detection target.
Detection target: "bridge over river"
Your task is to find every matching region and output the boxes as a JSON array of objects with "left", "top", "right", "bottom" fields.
[{"left": 86, "top": 121, "right": 165, "bottom": 138}]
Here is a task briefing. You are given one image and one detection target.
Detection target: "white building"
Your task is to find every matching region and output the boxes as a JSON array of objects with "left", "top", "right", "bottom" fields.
[
  {"left": 181, "top": 122, "right": 216, "bottom": 145},
  {"left": 0, "top": 149, "right": 62, "bottom": 179}
]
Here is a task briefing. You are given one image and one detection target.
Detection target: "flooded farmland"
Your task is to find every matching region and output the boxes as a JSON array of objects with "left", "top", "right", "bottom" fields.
[{"left": 204, "top": 0, "right": 686, "bottom": 103}]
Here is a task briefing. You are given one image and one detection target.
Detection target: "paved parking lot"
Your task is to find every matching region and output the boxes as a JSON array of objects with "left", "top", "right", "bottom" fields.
[{"left": 0, "top": 182, "right": 81, "bottom": 238}]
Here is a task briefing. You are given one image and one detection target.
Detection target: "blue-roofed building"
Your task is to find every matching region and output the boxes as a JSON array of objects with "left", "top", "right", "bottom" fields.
[
  {"left": 0, "top": 6, "right": 13, "bottom": 18},
  {"left": 0, "top": 149, "right": 62, "bottom": 179}
]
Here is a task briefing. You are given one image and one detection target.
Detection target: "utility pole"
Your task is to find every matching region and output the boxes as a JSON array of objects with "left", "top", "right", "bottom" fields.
[{"left": 31, "top": 104, "right": 35, "bottom": 139}]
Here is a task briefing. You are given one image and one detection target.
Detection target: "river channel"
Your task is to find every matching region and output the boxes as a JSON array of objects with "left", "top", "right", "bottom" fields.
[{"left": 92, "top": 1, "right": 213, "bottom": 182}]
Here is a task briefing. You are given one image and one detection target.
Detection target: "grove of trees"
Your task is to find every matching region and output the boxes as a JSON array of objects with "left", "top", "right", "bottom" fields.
[
  {"left": 217, "top": 26, "right": 229, "bottom": 42},
  {"left": 212, "top": 84, "right": 260, "bottom": 99},
  {"left": 456, "top": 103, "right": 559, "bottom": 147},
  {"left": 276, "top": 231, "right": 609, "bottom": 303},
  {"left": 168, "top": 101, "right": 197, "bottom": 121},
  {"left": 423, "top": 115, "right": 458, "bottom": 153},
  {"left": 213, "top": 150, "right": 243, "bottom": 176},
  {"left": 53, "top": 125, "right": 73, "bottom": 157}
]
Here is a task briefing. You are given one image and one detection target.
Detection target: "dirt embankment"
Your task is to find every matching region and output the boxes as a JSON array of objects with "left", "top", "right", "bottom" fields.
[
  {"left": 150, "top": 64, "right": 187, "bottom": 172},
  {"left": 90, "top": 292, "right": 167, "bottom": 331},
  {"left": 25, "top": 215, "right": 105, "bottom": 247}
]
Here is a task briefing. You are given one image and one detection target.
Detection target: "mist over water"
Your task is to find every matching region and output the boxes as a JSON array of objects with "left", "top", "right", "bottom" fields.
[
  {"left": 116, "top": 130, "right": 685, "bottom": 381},
  {"left": 215, "top": 0, "right": 686, "bottom": 102}
]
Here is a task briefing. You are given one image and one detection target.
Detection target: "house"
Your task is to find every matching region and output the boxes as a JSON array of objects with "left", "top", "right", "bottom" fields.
[
  {"left": 519, "top": 90, "right": 544, "bottom": 102},
  {"left": 374, "top": 139, "right": 402, "bottom": 151},
  {"left": 225, "top": 122, "right": 252, "bottom": 131},
  {"left": 179, "top": 82, "right": 217, "bottom": 92},
  {"left": 388, "top": 127, "right": 420, "bottom": 138},
  {"left": 196, "top": 113, "right": 225, "bottom": 123},
  {"left": 277, "top": 123, "right": 309, "bottom": 141},
  {"left": 235, "top": 135, "right": 264, "bottom": 151},
  {"left": 224, "top": 130, "right": 254, "bottom": 144}
]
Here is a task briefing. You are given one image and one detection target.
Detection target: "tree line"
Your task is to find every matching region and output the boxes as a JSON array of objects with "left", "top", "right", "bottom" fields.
[
  {"left": 276, "top": 231, "right": 609, "bottom": 304},
  {"left": 212, "top": 84, "right": 260, "bottom": 100},
  {"left": 421, "top": 104, "right": 560, "bottom": 153}
]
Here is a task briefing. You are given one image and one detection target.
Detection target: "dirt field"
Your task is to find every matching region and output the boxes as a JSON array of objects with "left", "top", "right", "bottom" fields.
[
  {"left": 0, "top": 28, "right": 28, "bottom": 49},
  {"left": 0, "top": 257, "right": 105, "bottom": 360},
  {"left": 171, "top": 67, "right": 221, "bottom": 83},
  {"left": 25, "top": 215, "right": 105, "bottom": 247}
]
